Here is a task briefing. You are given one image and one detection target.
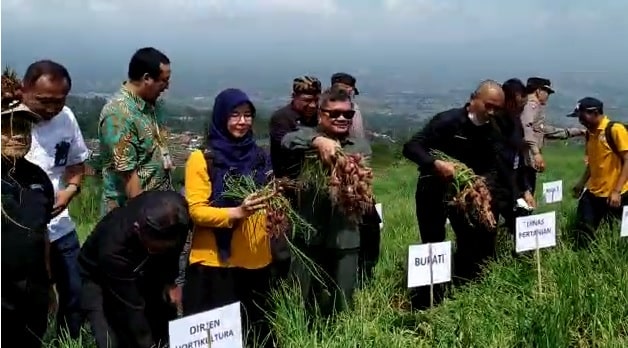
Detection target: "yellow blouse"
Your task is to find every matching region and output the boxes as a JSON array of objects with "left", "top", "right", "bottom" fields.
[{"left": 184, "top": 150, "right": 271, "bottom": 269}]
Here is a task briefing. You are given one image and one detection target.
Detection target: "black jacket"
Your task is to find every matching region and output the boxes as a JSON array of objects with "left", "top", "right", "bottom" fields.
[
  {"left": 269, "top": 104, "right": 317, "bottom": 179},
  {"left": 1, "top": 157, "right": 54, "bottom": 284},
  {"left": 492, "top": 112, "right": 533, "bottom": 198},
  {"left": 79, "top": 190, "right": 190, "bottom": 348}
]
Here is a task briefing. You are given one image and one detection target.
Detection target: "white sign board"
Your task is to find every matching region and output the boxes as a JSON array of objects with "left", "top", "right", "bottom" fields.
[
  {"left": 169, "top": 302, "right": 243, "bottom": 348},
  {"left": 375, "top": 203, "right": 383, "bottom": 229},
  {"left": 621, "top": 206, "right": 628, "bottom": 237},
  {"left": 542, "top": 180, "right": 563, "bottom": 204},
  {"left": 515, "top": 211, "right": 557, "bottom": 253},
  {"left": 407, "top": 241, "right": 452, "bottom": 288}
]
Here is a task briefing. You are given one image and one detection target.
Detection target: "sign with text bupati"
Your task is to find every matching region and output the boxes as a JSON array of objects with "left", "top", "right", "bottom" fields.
[
  {"left": 542, "top": 180, "right": 563, "bottom": 204},
  {"left": 169, "top": 302, "right": 242, "bottom": 348},
  {"left": 375, "top": 203, "right": 383, "bottom": 229},
  {"left": 407, "top": 241, "right": 452, "bottom": 288},
  {"left": 515, "top": 211, "right": 557, "bottom": 253},
  {"left": 621, "top": 206, "right": 628, "bottom": 238}
]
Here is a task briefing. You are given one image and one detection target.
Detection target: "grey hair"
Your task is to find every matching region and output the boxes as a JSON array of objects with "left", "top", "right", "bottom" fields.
[
  {"left": 319, "top": 85, "right": 354, "bottom": 110},
  {"left": 470, "top": 79, "right": 502, "bottom": 99}
]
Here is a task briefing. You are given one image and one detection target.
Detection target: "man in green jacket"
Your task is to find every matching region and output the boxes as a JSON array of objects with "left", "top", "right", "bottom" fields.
[{"left": 281, "top": 87, "right": 372, "bottom": 316}]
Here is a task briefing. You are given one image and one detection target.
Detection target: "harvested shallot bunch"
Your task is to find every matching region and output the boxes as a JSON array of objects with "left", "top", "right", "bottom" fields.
[{"left": 431, "top": 150, "right": 497, "bottom": 229}]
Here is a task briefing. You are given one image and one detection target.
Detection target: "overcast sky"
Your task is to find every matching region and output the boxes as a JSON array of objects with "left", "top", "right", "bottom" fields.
[{"left": 2, "top": 0, "right": 628, "bottom": 88}]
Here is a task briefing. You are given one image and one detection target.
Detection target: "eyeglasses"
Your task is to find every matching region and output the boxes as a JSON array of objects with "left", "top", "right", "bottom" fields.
[{"left": 321, "top": 109, "right": 355, "bottom": 119}]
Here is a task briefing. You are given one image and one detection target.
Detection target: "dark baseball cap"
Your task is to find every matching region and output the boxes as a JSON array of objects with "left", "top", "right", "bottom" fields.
[
  {"left": 1, "top": 103, "right": 42, "bottom": 123},
  {"left": 566, "top": 97, "right": 604, "bottom": 117},
  {"left": 526, "top": 77, "right": 555, "bottom": 94},
  {"left": 331, "top": 72, "right": 359, "bottom": 95}
]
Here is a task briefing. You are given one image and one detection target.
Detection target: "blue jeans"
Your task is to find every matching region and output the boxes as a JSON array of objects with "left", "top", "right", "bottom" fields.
[{"left": 51, "top": 230, "right": 83, "bottom": 338}]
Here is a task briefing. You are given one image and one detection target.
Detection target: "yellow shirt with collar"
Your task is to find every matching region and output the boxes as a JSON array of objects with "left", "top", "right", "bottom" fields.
[{"left": 585, "top": 116, "right": 628, "bottom": 197}]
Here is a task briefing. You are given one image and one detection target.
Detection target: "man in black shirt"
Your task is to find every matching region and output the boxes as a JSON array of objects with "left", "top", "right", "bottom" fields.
[
  {"left": 79, "top": 191, "right": 190, "bottom": 348},
  {"left": 402, "top": 80, "right": 505, "bottom": 309},
  {"left": 268, "top": 75, "right": 322, "bottom": 279},
  {"left": 1, "top": 103, "right": 54, "bottom": 348}
]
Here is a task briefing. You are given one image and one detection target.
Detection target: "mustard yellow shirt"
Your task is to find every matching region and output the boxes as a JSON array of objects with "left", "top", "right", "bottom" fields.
[
  {"left": 585, "top": 116, "right": 628, "bottom": 197},
  {"left": 185, "top": 150, "right": 271, "bottom": 269}
]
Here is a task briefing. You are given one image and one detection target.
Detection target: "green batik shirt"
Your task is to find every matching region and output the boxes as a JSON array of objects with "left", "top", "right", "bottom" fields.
[
  {"left": 281, "top": 126, "right": 373, "bottom": 250},
  {"left": 98, "top": 83, "right": 173, "bottom": 213}
]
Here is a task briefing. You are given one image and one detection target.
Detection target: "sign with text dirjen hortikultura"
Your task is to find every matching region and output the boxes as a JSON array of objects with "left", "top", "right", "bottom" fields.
[
  {"left": 169, "top": 302, "right": 242, "bottom": 348},
  {"left": 515, "top": 211, "right": 557, "bottom": 253}
]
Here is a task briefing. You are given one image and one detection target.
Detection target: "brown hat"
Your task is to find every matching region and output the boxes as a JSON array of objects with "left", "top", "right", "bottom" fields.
[
  {"left": 1, "top": 103, "right": 42, "bottom": 123},
  {"left": 292, "top": 76, "right": 321, "bottom": 95}
]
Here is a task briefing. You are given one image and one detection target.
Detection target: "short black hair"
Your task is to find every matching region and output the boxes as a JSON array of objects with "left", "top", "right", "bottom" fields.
[
  {"left": 137, "top": 191, "right": 190, "bottom": 241},
  {"left": 23, "top": 60, "right": 72, "bottom": 90},
  {"left": 128, "top": 47, "right": 170, "bottom": 81},
  {"left": 502, "top": 78, "right": 526, "bottom": 100},
  {"left": 319, "top": 85, "right": 353, "bottom": 109}
]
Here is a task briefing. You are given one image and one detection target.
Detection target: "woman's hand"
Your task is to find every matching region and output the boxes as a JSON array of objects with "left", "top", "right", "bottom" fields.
[{"left": 229, "top": 192, "right": 274, "bottom": 220}]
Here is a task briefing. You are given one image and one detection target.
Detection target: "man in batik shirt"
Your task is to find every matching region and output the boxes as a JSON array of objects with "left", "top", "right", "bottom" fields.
[{"left": 98, "top": 47, "right": 173, "bottom": 214}]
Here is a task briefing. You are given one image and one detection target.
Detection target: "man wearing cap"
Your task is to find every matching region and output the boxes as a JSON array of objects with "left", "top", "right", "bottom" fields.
[
  {"left": 520, "top": 77, "right": 586, "bottom": 193},
  {"left": 569, "top": 97, "right": 628, "bottom": 247},
  {"left": 1, "top": 90, "right": 55, "bottom": 347},
  {"left": 268, "top": 75, "right": 322, "bottom": 279},
  {"left": 331, "top": 72, "right": 380, "bottom": 284},
  {"left": 331, "top": 72, "right": 365, "bottom": 139}
]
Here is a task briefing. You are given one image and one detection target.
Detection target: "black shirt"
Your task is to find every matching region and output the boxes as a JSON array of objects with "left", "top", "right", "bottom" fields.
[
  {"left": 79, "top": 190, "right": 190, "bottom": 348},
  {"left": 268, "top": 104, "right": 317, "bottom": 179},
  {"left": 403, "top": 106, "right": 500, "bottom": 180},
  {"left": 1, "top": 157, "right": 54, "bottom": 283}
]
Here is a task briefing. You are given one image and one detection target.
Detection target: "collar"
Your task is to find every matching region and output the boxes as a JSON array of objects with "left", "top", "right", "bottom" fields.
[
  {"left": 120, "top": 82, "right": 154, "bottom": 113},
  {"left": 596, "top": 115, "right": 610, "bottom": 130}
]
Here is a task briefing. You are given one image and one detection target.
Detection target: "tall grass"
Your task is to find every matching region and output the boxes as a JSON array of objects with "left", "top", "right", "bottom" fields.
[{"left": 48, "top": 142, "right": 627, "bottom": 348}]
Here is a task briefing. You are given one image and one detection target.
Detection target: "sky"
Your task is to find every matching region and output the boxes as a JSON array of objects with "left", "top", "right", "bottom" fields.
[{"left": 1, "top": 0, "right": 628, "bottom": 93}]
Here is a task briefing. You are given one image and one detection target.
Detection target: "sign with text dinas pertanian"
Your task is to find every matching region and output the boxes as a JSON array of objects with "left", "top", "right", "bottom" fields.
[
  {"left": 407, "top": 241, "right": 452, "bottom": 288},
  {"left": 515, "top": 211, "right": 557, "bottom": 253},
  {"left": 169, "top": 302, "right": 242, "bottom": 348},
  {"left": 375, "top": 203, "right": 383, "bottom": 229},
  {"left": 621, "top": 206, "right": 628, "bottom": 238},
  {"left": 542, "top": 180, "right": 563, "bottom": 204}
]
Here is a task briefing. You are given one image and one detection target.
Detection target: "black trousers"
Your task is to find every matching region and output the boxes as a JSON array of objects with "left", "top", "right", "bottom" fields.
[
  {"left": 82, "top": 275, "right": 176, "bottom": 348},
  {"left": 358, "top": 202, "right": 382, "bottom": 285},
  {"left": 574, "top": 190, "right": 628, "bottom": 248},
  {"left": 411, "top": 180, "right": 497, "bottom": 310},
  {"left": 289, "top": 246, "right": 359, "bottom": 318},
  {"left": 1, "top": 278, "right": 49, "bottom": 348},
  {"left": 182, "top": 264, "right": 273, "bottom": 348}
]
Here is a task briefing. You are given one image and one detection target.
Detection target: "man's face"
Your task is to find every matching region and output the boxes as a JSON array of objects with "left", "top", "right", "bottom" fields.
[
  {"left": 335, "top": 82, "right": 355, "bottom": 97},
  {"left": 141, "top": 63, "right": 171, "bottom": 103},
  {"left": 535, "top": 88, "right": 550, "bottom": 105},
  {"left": 472, "top": 88, "right": 505, "bottom": 122},
  {"left": 21, "top": 74, "right": 70, "bottom": 120},
  {"left": 578, "top": 110, "right": 600, "bottom": 130},
  {"left": 292, "top": 93, "right": 319, "bottom": 118},
  {"left": 1, "top": 114, "right": 33, "bottom": 158},
  {"left": 318, "top": 100, "right": 354, "bottom": 136}
]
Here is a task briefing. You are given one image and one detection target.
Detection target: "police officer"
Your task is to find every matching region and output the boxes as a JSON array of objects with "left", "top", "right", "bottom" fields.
[
  {"left": 1, "top": 97, "right": 54, "bottom": 347},
  {"left": 520, "top": 77, "right": 586, "bottom": 193}
]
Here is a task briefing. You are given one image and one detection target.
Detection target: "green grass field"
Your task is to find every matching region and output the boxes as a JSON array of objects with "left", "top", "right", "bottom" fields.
[{"left": 50, "top": 141, "right": 628, "bottom": 348}]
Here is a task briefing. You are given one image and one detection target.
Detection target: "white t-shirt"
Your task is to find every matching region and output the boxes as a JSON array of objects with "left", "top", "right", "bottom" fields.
[{"left": 26, "top": 106, "right": 90, "bottom": 242}]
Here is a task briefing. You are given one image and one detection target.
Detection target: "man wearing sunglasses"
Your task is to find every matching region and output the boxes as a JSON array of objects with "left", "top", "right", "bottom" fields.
[
  {"left": 402, "top": 80, "right": 507, "bottom": 309},
  {"left": 79, "top": 191, "right": 190, "bottom": 348},
  {"left": 281, "top": 86, "right": 373, "bottom": 317}
]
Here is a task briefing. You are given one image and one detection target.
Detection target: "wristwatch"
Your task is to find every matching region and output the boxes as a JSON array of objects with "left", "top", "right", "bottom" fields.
[{"left": 67, "top": 183, "right": 81, "bottom": 194}]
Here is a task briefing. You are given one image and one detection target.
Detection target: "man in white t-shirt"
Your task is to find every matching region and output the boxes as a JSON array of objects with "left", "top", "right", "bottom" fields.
[{"left": 22, "top": 60, "right": 89, "bottom": 339}]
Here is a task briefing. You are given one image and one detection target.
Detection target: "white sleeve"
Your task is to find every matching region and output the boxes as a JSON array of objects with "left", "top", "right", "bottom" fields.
[{"left": 65, "top": 107, "right": 90, "bottom": 166}]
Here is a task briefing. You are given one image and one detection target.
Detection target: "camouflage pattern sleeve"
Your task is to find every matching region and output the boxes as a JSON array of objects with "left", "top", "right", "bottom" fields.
[{"left": 99, "top": 105, "right": 139, "bottom": 173}]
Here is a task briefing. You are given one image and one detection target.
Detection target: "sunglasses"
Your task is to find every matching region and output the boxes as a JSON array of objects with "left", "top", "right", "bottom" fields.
[{"left": 321, "top": 109, "right": 355, "bottom": 119}]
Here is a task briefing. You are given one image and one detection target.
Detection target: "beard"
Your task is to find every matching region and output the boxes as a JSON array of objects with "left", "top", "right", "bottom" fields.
[{"left": 1, "top": 134, "right": 31, "bottom": 159}]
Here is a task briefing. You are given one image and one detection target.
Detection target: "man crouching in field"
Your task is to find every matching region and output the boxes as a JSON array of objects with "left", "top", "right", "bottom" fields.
[
  {"left": 402, "top": 80, "right": 506, "bottom": 309},
  {"left": 79, "top": 191, "right": 190, "bottom": 348},
  {"left": 281, "top": 86, "right": 372, "bottom": 317}
]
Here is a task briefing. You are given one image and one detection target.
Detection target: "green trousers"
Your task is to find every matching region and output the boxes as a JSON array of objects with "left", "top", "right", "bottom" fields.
[{"left": 288, "top": 246, "right": 359, "bottom": 317}]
